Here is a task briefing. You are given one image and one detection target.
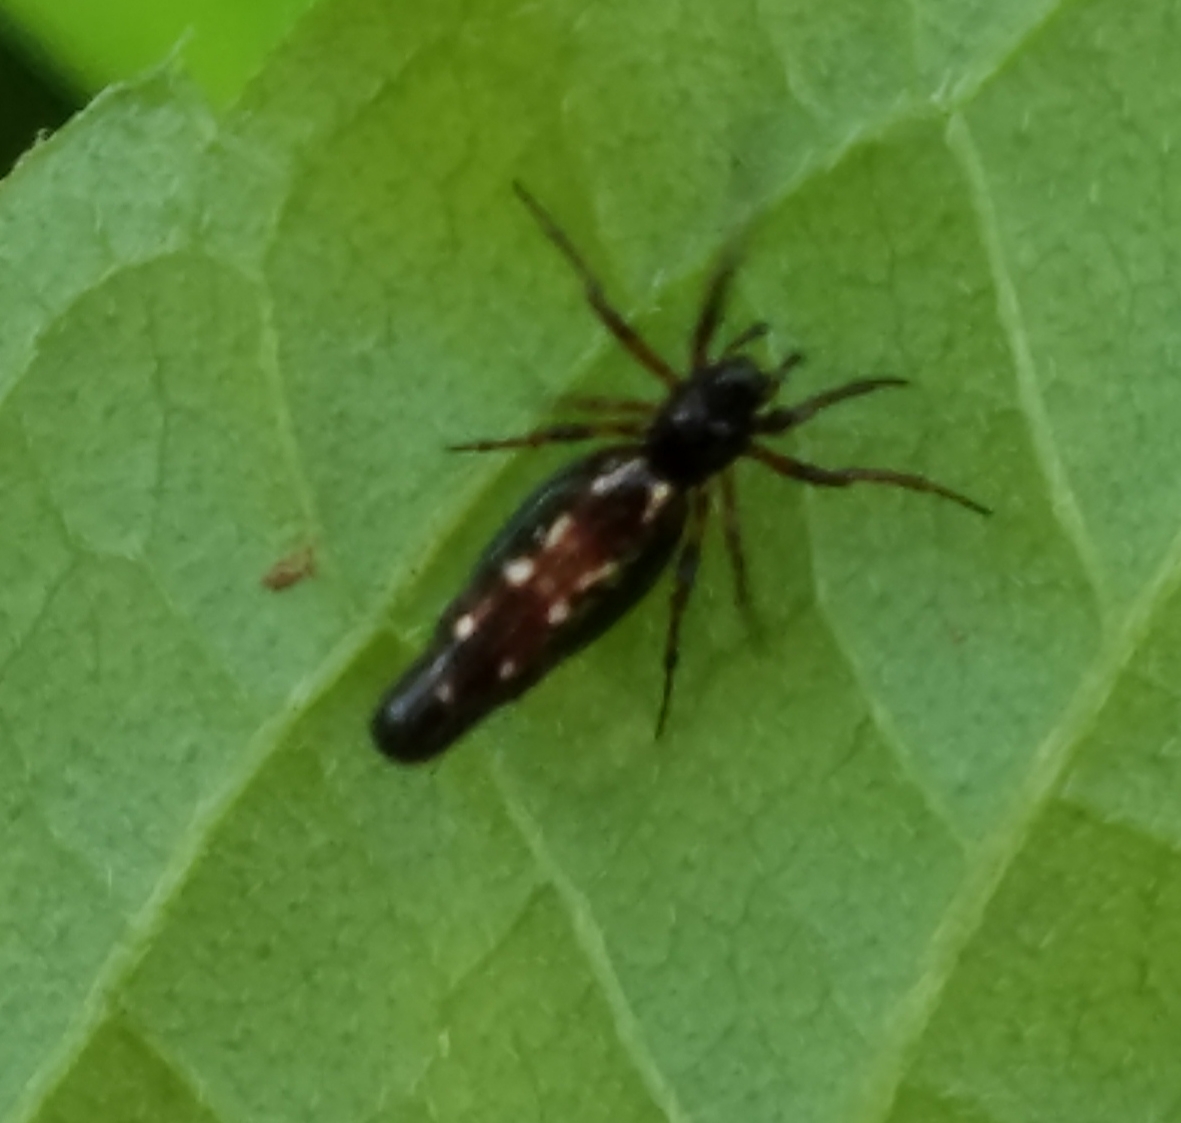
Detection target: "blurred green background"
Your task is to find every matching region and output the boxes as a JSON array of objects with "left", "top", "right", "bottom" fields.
[{"left": 0, "top": 0, "right": 315, "bottom": 172}]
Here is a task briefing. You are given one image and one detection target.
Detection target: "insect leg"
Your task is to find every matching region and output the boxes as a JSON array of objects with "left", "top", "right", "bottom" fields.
[
  {"left": 749, "top": 445, "right": 990, "bottom": 515},
  {"left": 555, "top": 394, "right": 655, "bottom": 417},
  {"left": 450, "top": 421, "right": 645, "bottom": 453},
  {"left": 513, "top": 182, "right": 681, "bottom": 389},
  {"left": 722, "top": 320, "right": 770, "bottom": 356},
  {"left": 757, "top": 378, "right": 907, "bottom": 434},
  {"left": 775, "top": 350, "right": 806, "bottom": 379},
  {"left": 657, "top": 488, "right": 711, "bottom": 737},
  {"left": 692, "top": 248, "right": 741, "bottom": 367},
  {"left": 719, "top": 469, "right": 751, "bottom": 612}
]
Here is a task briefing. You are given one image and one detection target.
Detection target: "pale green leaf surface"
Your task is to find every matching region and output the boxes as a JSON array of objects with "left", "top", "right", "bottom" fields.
[{"left": 2, "top": 1, "right": 1180, "bottom": 1121}]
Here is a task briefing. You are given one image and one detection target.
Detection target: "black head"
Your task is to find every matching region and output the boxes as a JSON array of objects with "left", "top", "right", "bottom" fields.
[
  {"left": 700, "top": 355, "right": 777, "bottom": 416},
  {"left": 644, "top": 355, "right": 778, "bottom": 486}
]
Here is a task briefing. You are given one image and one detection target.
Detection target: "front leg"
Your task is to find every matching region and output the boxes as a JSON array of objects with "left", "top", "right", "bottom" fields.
[{"left": 756, "top": 378, "right": 906, "bottom": 434}]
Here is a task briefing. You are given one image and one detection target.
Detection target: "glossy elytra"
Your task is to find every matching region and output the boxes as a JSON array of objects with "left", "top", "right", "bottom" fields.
[{"left": 372, "top": 184, "right": 989, "bottom": 764}]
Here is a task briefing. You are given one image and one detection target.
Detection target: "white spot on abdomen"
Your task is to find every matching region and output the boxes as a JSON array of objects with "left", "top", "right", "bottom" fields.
[
  {"left": 643, "top": 480, "right": 673, "bottom": 523},
  {"left": 454, "top": 613, "right": 477, "bottom": 641},
  {"left": 547, "top": 600, "right": 571, "bottom": 625},
  {"left": 544, "top": 514, "right": 575, "bottom": 550},
  {"left": 590, "top": 460, "right": 640, "bottom": 496},
  {"left": 498, "top": 659, "right": 518, "bottom": 680},
  {"left": 504, "top": 557, "right": 535, "bottom": 586},
  {"left": 576, "top": 561, "right": 618, "bottom": 592}
]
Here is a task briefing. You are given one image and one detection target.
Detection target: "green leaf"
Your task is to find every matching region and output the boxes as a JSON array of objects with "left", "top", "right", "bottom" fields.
[{"left": 4, "top": 1, "right": 1181, "bottom": 1121}]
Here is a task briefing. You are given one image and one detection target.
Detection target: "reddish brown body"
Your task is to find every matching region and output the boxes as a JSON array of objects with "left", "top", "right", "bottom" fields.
[
  {"left": 261, "top": 543, "right": 317, "bottom": 591},
  {"left": 372, "top": 449, "right": 686, "bottom": 761}
]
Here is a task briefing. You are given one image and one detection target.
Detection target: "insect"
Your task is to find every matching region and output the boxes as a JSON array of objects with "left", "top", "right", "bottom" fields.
[
  {"left": 261, "top": 542, "right": 317, "bottom": 591},
  {"left": 372, "top": 184, "right": 988, "bottom": 764}
]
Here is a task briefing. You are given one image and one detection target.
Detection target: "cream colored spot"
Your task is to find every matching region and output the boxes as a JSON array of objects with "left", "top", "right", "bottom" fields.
[
  {"left": 544, "top": 514, "right": 575, "bottom": 550},
  {"left": 591, "top": 460, "right": 639, "bottom": 495},
  {"left": 576, "top": 561, "right": 618, "bottom": 592},
  {"left": 547, "top": 599, "right": 571, "bottom": 625},
  {"left": 453, "top": 613, "right": 477, "bottom": 641},
  {"left": 643, "top": 481, "right": 673, "bottom": 523},
  {"left": 504, "top": 557, "right": 535, "bottom": 586},
  {"left": 435, "top": 681, "right": 455, "bottom": 703},
  {"left": 498, "top": 659, "right": 518, "bottom": 680}
]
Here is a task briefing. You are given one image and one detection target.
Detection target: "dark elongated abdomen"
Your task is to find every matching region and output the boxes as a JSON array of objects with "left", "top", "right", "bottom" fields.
[{"left": 372, "top": 447, "right": 687, "bottom": 763}]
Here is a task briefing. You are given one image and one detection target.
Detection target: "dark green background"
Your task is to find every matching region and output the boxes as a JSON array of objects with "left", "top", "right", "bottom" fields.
[
  {"left": 0, "top": 0, "right": 313, "bottom": 172},
  {"left": 0, "top": 15, "right": 76, "bottom": 173}
]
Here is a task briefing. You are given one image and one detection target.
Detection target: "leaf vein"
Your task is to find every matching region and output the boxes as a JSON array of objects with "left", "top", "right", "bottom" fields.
[
  {"left": 946, "top": 112, "right": 1109, "bottom": 611},
  {"left": 849, "top": 503, "right": 1181, "bottom": 1123},
  {"left": 487, "top": 753, "right": 694, "bottom": 1123}
]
